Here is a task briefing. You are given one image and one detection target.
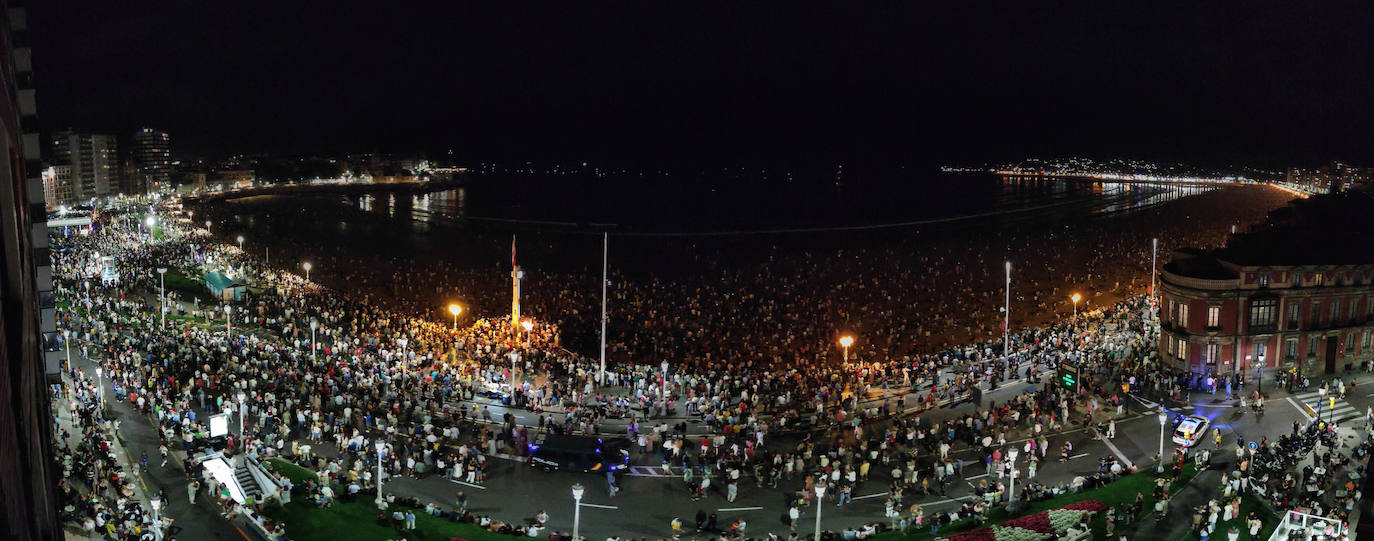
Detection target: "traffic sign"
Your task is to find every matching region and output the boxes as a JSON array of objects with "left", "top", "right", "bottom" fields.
[{"left": 1248, "top": 441, "right": 1258, "bottom": 451}]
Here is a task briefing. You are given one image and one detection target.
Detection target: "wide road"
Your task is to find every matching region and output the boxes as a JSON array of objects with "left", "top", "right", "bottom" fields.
[{"left": 302, "top": 376, "right": 1343, "bottom": 539}]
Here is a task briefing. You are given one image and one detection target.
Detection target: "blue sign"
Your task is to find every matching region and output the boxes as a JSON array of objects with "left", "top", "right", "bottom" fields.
[{"left": 1248, "top": 441, "right": 1258, "bottom": 451}]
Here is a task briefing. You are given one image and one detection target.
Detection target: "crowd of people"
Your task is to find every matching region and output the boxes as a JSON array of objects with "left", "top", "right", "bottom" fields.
[
  {"left": 52, "top": 356, "right": 173, "bottom": 539},
  {"left": 47, "top": 184, "right": 1356, "bottom": 540}
]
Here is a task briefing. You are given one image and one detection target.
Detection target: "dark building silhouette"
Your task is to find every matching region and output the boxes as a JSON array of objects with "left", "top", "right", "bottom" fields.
[{"left": 0, "top": 4, "right": 61, "bottom": 540}]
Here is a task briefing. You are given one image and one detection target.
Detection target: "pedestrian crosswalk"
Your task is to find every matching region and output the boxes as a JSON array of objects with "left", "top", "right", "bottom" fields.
[{"left": 1293, "top": 390, "right": 1362, "bottom": 426}]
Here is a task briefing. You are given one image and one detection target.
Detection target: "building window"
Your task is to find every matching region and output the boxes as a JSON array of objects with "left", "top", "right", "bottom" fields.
[
  {"left": 1258, "top": 273, "right": 1270, "bottom": 288},
  {"left": 1177, "top": 338, "right": 1188, "bottom": 361},
  {"left": 1307, "top": 336, "right": 1319, "bottom": 356},
  {"left": 1285, "top": 338, "right": 1298, "bottom": 358},
  {"left": 1287, "top": 304, "right": 1300, "bottom": 329},
  {"left": 1310, "top": 301, "right": 1321, "bottom": 328},
  {"left": 1330, "top": 300, "right": 1340, "bottom": 323},
  {"left": 1363, "top": 331, "right": 1371, "bottom": 350},
  {"left": 1249, "top": 299, "right": 1278, "bottom": 331},
  {"left": 1253, "top": 340, "right": 1267, "bottom": 359},
  {"left": 1205, "top": 343, "right": 1219, "bottom": 365},
  {"left": 1293, "top": 272, "right": 1303, "bottom": 287},
  {"left": 1206, "top": 305, "right": 1220, "bottom": 328},
  {"left": 1314, "top": 273, "right": 1325, "bottom": 286},
  {"left": 1346, "top": 333, "right": 1355, "bottom": 352},
  {"left": 1177, "top": 303, "right": 1189, "bottom": 328}
]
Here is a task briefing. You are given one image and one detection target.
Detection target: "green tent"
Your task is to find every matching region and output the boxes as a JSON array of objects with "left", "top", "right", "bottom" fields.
[{"left": 202, "top": 271, "right": 247, "bottom": 301}]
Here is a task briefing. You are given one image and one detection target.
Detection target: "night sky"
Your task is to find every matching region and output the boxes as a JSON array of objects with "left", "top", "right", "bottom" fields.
[{"left": 29, "top": 2, "right": 1374, "bottom": 169}]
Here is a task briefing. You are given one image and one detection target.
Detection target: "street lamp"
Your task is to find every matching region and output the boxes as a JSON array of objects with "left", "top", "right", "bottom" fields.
[
  {"left": 63, "top": 329, "right": 71, "bottom": 366},
  {"left": 1007, "top": 449, "right": 1019, "bottom": 504},
  {"left": 236, "top": 391, "right": 246, "bottom": 435},
  {"left": 145, "top": 215, "right": 155, "bottom": 228},
  {"left": 205, "top": 219, "right": 211, "bottom": 231},
  {"left": 814, "top": 484, "right": 827, "bottom": 541},
  {"left": 660, "top": 360, "right": 669, "bottom": 417},
  {"left": 1071, "top": 293, "right": 1082, "bottom": 318},
  {"left": 1157, "top": 410, "right": 1169, "bottom": 473},
  {"left": 1004, "top": 261, "right": 1011, "bottom": 360},
  {"left": 839, "top": 335, "right": 854, "bottom": 362},
  {"left": 448, "top": 304, "right": 462, "bottom": 330},
  {"left": 303, "top": 262, "right": 312, "bottom": 282},
  {"left": 225, "top": 305, "right": 232, "bottom": 339},
  {"left": 572, "top": 483, "right": 585, "bottom": 541},
  {"left": 1151, "top": 237, "right": 1158, "bottom": 299},
  {"left": 310, "top": 318, "right": 318, "bottom": 360},
  {"left": 156, "top": 267, "right": 168, "bottom": 328},
  {"left": 150, "top": 496, "right": 163, "bottom": 540},
  {"left": 237, "top": 235, "right": 244, "bottom": 251},
  {"left": 376, "top": 441, "right": 387, "bottom": 508},
  {"left": 521, "top": 319, "right": 534, "bottom": 345},
  {"left": 95, "top": 366, "right": 103, "bottom": 402}
]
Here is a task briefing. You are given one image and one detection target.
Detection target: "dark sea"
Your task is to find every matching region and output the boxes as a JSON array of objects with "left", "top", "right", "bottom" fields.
[{"left": 210, "top": 172, "right": 1216, "bottom": 275}]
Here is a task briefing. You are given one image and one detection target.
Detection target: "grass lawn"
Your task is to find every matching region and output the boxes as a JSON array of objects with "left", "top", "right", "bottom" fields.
[
  {"left": 164, "top": 268, "right": 218, "bottom": 304},
  {"left": 263, "top": 459, "right": 516, "bottom": 541},
  {"left": 875, "top": 463, "right": 1201, "bottom": 541},
  {"left": 1177, "top": 493, "right": 1276, "bottom": 541}
]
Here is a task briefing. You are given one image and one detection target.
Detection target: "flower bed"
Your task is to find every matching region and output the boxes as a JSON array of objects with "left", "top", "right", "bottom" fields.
[{"left": 936, "top": 500, "right": 1106, "bottom": 541}]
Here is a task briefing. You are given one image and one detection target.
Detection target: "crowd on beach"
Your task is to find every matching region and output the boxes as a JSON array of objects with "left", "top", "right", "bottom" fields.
[{"left": 47, "top": 185, "right": 1360, "bottom": 540}]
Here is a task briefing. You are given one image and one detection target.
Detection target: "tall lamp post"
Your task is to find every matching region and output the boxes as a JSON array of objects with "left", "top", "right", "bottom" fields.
[
  {"left": 310, "top": 318, "right": 318, "bottom": 360},
  {"left": 839, "top": 335, "right": 854, "bottom": 362},
  {"left": 1071, "top": 293, "right": 1082, "bottom": 319},
  {"left": 95, "top": 366, "right": 103, "bottom": 402},
  {"left": 571, "top": 483, "right": 585, "bottom": 541},
  {"left": 156, "top": 267, "right": 167, "bottom": 328},
  {"left": 150, "top": 496, "right": 163, "bottom": 540},
  {"left": 63, "top": 329, "right": 71, "bottom": 366},
  {"left": 521, "top": 319, "right": 534, "bottom": 346},
  {"left": 236, "top": 391, "right": 246, "bottom": 435},
  {"left": 1004, "top": 261, "right": 1011, "bottom": 360},
  {"left": 204, "top": 219, "right": 211, "bottom": 231},
  {"left": 660, "top": 360, "right": 669, "bottom": 417},
  {"left": 448, "top": 304, "right": 462, "bottom": 330},
  {"left": 376, "top": 441, "right": 387, "bottom": 508},
  {"left": 303, "top": 262, "right": 312, "bottom": 282},
  {"left": 237, "top": 235, "right": 244, "bottom": 251},
  {"left": 1151, "top": 238, "right": 1158, "bottom": 299},
  {"left": 814, "top": 484, "right": 827, "bottom": 541},
  {"left": 225, "top": 306, "right": 232, "bottom": 339},
  {"left": 1157, "top": 410, "right": 1169, "bottom": 472},
  {"left": 1007, "top": 449, "right": 1019, "bottom": 505}
]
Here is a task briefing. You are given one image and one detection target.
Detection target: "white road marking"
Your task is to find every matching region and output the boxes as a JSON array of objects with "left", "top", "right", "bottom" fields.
[
  {"left": 717, "top": 506, "right": 764, "bottom": 511},
  {"left": 580, "top": 503, "right": 619, "bottom": 509},
  {"left": 1100, "top": 437, "right": 1135, "bottom": 469},
  {"left": 1285, "top": 397, "right": 1316, "bottom": 422},
  {"left": 920, "top": 495, "right": 978, "bottom": 506},
  {"left": 965, "top": 473, "right": 989, "bottom": 480},
  {"left": 852, "top": 492, "right": 889, "bottom": 501},
  {"left": 1070, "top": 453, "right": 1089, "bottom": 459},
  {"left": 449, "top": 479, "right": 487, "bottom": 490}
]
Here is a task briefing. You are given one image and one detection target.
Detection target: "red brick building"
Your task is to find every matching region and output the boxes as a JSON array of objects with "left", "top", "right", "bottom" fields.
[{"left": 1158, "top": 193, "right": 1374, "bottom": 377}]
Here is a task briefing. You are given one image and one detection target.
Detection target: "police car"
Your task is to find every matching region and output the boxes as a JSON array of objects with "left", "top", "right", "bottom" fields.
[{"left": 1171, "top": 415, "right": 1209, "bottom": 447}]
